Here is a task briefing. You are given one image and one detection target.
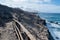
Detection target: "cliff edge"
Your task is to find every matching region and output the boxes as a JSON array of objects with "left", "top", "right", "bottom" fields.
[{"left": 0, "top": 4, "right": 52, "bottom": 40}]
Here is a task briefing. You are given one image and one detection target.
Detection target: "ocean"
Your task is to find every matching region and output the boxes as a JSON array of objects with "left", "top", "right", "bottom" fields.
[
  {"left": 39, "top": 13, "right": 60, "bottom": 23},
  {"left": 38, "top": 13, "right": 60, "bottom": 40}
]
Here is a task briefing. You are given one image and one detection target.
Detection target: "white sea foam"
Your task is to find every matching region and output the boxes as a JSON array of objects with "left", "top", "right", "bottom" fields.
[
  {"left": 50, "top": 23, "right": 60, "bottom": 28},
  {"left": 46, "top": 21, "right": 60, "bottom": 40},
  {"left": 54, "top": 31, "right": 60, "bottom": 38}
]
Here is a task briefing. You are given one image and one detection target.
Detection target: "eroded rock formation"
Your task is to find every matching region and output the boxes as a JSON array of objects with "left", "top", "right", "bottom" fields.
[{"left": 0, "top": 4, "right": 52, "bottom": 40}]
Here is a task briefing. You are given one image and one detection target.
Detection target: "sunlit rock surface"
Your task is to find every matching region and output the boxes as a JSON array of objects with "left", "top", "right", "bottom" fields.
[{"left": 0, "top": 4, "right": 53, "bottom": 40}]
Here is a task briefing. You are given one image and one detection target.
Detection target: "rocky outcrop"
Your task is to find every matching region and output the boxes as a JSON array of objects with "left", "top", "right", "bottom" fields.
[
  {"left": 0, "top": 4, "right": 52, "bottom": 40},
  {"left": 16, "top": 12, "right": 49, "bottom": 40}
]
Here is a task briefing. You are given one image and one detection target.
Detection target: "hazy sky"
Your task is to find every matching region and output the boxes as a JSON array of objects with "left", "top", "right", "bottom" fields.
[{"left": 0, "top": 0, "right": 60, "bottom": 13}]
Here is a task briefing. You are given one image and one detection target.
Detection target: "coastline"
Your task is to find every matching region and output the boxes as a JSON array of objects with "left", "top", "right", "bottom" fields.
[
  {"left": 39, "top": 15, "right": 60, "bottom": 40},
  {"left": 0, "top": 4, "right": 50, "bottom": 40},
  {"left": 45, "top": 19, "right": 60, "bottom": 40}
]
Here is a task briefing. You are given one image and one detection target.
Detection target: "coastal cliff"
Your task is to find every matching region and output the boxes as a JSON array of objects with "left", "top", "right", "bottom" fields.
[{"left": 0, "top": 4, "right": 52, "bottom": 40}]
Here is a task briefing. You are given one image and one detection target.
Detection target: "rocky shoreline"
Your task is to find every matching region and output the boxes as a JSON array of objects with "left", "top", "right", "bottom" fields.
[{"left": 0, "top": 4, "right": 53, "bottom": 40}]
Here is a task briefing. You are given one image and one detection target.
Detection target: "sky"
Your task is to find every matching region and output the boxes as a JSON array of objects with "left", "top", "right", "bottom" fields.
[{"left": 0, "top": 0, "right": 60, "bottom": 13}]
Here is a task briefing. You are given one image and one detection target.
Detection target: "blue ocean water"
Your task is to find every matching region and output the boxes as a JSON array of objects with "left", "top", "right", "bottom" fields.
[
  {"left": 38, "top": 13, "right": 60, "bottom": 40},
  {"left": 39, "top": 13, "right": 60, "bottom": 23}
]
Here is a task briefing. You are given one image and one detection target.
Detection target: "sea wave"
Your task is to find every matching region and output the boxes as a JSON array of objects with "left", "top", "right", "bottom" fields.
[{"left": 46, "top": 21, "right": 60, "bottom": 40}]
